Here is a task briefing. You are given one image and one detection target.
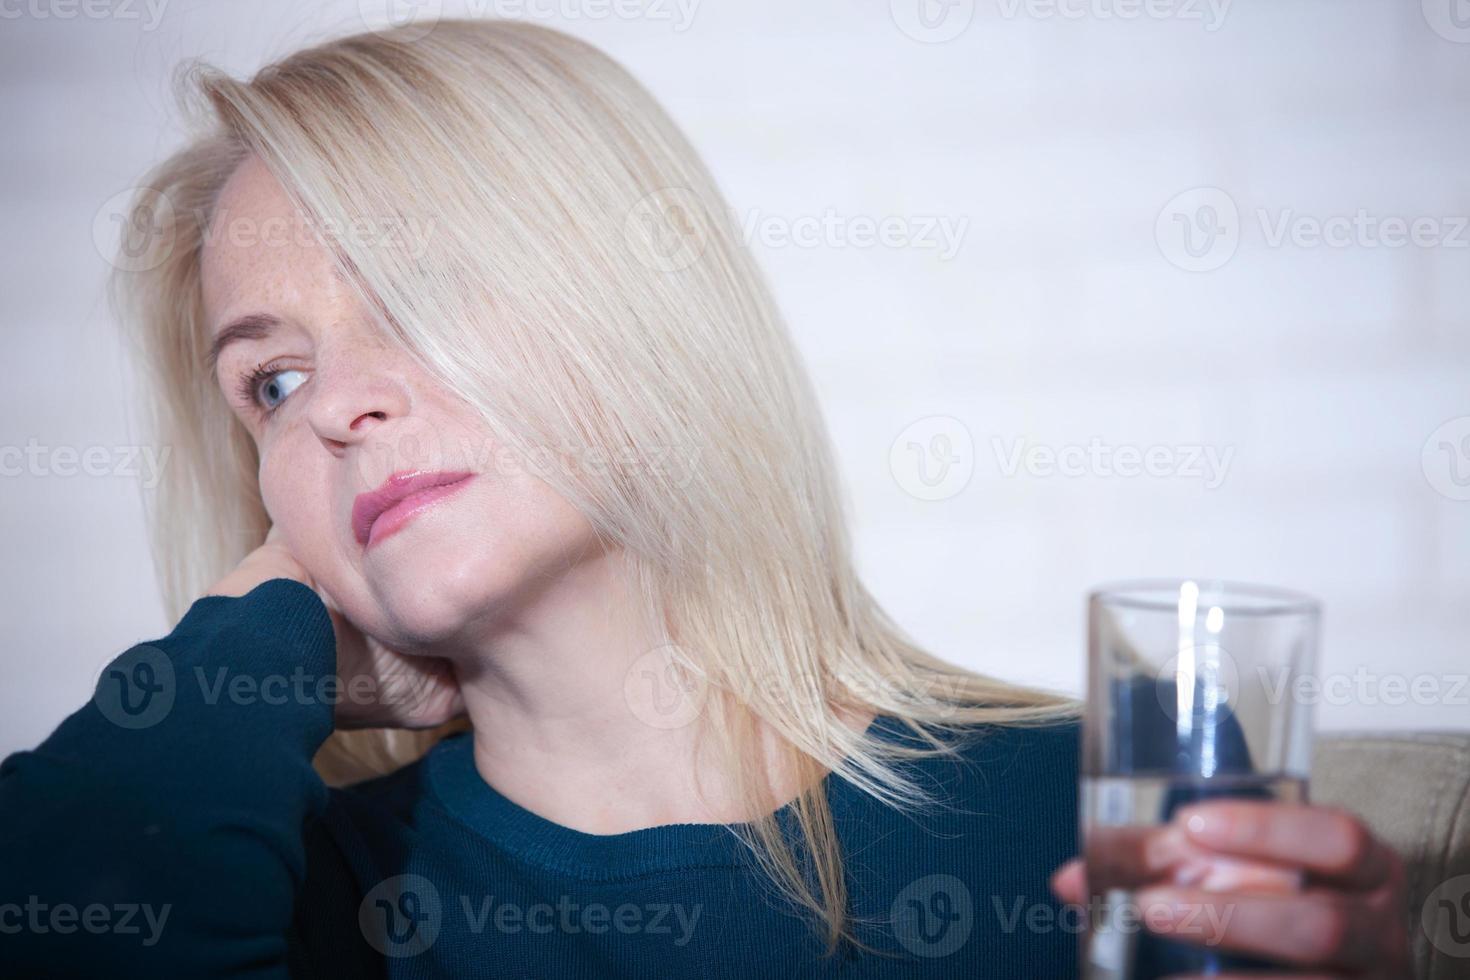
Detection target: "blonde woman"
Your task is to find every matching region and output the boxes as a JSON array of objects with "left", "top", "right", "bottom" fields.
[{"left": 1, "top": 19, "right": 1408, "bottom": 979}]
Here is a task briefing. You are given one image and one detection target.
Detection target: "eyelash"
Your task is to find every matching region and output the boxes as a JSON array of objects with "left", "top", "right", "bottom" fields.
[{"left": 236, "top": 359, "right": 290, "bottom": 419}]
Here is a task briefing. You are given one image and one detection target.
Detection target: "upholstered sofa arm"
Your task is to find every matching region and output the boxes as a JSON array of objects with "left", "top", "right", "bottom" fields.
[{"left": 1312, "top": 731, "right": 1470, "bottom": 980}]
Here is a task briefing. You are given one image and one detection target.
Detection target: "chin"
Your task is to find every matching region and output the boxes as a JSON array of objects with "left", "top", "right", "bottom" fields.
[
  {"left": 343, "top": 480, "right": 601, "bottom": 653},
  {"left": 364, "top": 543, "right": 514, "bottom": 652}
]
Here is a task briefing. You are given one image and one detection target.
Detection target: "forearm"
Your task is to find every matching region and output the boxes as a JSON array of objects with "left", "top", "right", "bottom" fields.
[{"left": 0, "top": 578, "right": 337, "bottom": 978}]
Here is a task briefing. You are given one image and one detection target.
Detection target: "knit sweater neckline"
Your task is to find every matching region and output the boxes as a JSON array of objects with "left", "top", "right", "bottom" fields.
[{"left": 425, "top": 713, "right": 903, "bottom": 880}]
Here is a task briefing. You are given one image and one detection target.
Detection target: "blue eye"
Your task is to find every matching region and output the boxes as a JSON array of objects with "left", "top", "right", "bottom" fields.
[
  {"left": 258, "top": 369, "right": 306, "bottom": 409},
  {"left": 238, "top": 363, "right": 306, "bottom": 416}
]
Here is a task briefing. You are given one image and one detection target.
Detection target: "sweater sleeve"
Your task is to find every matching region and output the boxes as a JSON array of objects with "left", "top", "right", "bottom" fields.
[{"left": 0, "top": 578, "right": 339, "bottom": 978}]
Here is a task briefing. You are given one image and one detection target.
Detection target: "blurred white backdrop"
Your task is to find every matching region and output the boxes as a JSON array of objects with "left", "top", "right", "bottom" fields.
[{"left": 2, "top": 0, "right": 1467, "bottom": 757}]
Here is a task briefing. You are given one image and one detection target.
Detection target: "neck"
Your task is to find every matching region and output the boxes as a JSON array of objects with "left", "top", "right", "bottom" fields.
[{"left": 449, "top": 545, "right": 781, "bottom": 834}]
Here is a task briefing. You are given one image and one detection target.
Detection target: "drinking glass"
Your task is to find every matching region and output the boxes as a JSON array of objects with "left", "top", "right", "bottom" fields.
[{"left": 1081, "top": 579, "right": 1321, "bottom": 978}]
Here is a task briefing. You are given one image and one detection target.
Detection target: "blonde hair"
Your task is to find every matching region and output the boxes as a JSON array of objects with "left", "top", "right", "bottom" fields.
[{"left": 108, "top": 18, "right": 1080, "bottom": 954}]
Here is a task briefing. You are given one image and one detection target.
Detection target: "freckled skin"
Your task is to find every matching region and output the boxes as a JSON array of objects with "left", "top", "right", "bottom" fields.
[
  {"left": 200, "top": 155, "right": 600, "bottom": 657},
  {"left": 198, "top": 156, "right": 855, "bottom": 836}
]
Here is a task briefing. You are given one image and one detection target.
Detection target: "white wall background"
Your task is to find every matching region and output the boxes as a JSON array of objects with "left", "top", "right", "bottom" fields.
[{"left": 2, "top": 0, "right": 1467, "bottom": 758}]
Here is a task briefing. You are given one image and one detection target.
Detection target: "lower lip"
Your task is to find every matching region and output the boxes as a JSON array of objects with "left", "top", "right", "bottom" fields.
[{"left": 364, "top": 476, "right": 476, "bottom": 550}]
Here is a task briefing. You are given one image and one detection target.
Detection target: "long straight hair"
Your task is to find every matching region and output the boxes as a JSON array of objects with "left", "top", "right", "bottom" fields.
[{"left": 109, "top": 18, "right": 1080, "bottom": 953}]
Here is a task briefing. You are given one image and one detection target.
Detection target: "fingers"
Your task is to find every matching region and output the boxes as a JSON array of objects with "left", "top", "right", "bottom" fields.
[
  {"left": 1079, "top": 823, "right": 1198, "bottom": 891},
  {"left": 1051, "top": 858, "right": 1085, "bottom": 904},
  {"left": 1176, "top": 801, "right": 1402, "bottom": 891},
  {"left": 1051, "top": 851, "right": 1303, "bottom": 915},
  {"left": 1070, "top": 822, "right": 1304, "bottom": 896},
  {"left": 1060, "top": 804, "right": 1411, "bottom": 976},
  {"left": 1134, "top": 884, "right": 1408, "bottom": 972}
]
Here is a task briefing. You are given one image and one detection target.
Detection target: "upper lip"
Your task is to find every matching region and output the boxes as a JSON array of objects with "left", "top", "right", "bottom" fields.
[{"left": 351, "top": 469, "right": 474, "bottom": 545}]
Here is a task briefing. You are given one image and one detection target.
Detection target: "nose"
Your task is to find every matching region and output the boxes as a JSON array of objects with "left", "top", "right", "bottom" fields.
[{"left": 304, "top": 349, "right": 412, "bottom": 453}]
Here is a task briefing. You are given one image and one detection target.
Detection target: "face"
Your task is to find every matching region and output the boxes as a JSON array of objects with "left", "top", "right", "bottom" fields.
[{"left": 200, "top": 154, "right": 600, "bottom": 654}]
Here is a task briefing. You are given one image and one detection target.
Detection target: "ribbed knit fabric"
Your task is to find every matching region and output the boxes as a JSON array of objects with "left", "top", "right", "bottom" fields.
[{"left": 1, "top": 579, "right": 1082, "bottom": 979}]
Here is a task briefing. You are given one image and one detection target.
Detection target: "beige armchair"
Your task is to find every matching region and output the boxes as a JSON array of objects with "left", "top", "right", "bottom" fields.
[{"left": 1312, "top": 732, "right": 1470, "bottom": 979}]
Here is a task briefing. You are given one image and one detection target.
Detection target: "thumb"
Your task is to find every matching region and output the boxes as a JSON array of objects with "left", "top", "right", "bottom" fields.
[{"left": 1050, "top": 859, "right": 1086, "bottom": 905}]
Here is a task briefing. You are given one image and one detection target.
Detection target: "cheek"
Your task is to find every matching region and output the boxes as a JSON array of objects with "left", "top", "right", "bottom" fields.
[
  {"left": 473, "top": 472, "right": 604, "bottom": 595},
  {"left": 256, "top": 432, "right": 338, "bottom": 567}
]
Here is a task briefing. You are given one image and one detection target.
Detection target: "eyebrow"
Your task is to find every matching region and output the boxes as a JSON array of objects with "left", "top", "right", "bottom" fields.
[
  {"left": 204, "top": 265, "right": 356, "bottom": 375},
  {"left": 206, "top": 313, "right": 283, "bottom": 374}
]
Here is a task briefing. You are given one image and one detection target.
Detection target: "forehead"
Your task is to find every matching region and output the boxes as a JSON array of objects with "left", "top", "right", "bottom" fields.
[{"left": 200, "top": 155, "right": 339, "bottom": 328}]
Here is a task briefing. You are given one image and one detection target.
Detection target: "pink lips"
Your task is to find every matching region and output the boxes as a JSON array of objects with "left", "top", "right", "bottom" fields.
[{"left": 351, "top": 470, "right": 475, "bottom": 549}]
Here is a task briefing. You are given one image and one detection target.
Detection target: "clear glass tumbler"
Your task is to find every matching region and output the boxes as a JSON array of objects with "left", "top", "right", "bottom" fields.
[{"left": 1081, "top": 579, "right": 1321, "bottom": 978}]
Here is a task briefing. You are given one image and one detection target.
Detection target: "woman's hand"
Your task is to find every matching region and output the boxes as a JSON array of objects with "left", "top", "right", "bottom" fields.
[
  {"left": 323, "top": 603, "right": 465, "bottom": 730},
  {"left": 204, "top": 525, "right": 314, "bottom": 599},
  {"left": 1050, "top": 799, "right": 1412, "bottom": 978},
  {"left": 204, "top": 527, "right": 465, "bottom": 730}
]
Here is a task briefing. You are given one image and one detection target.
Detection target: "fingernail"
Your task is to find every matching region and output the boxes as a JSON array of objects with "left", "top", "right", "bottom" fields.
[
  {"left": 1171, "top": 858, "right": 1211, "bottom": 886},
  {"left": 1179, "top": 805, "right": 1231, "bottom": 845},
  {"left": 1197, "top": 857, "right": 1303, "bottom": 894},
  {"left": 1144, "top": 825, "right": 1187, "bottom": 871},
  {"left": 1194, "top": 857, "right": 1254, "bottom": 891}
]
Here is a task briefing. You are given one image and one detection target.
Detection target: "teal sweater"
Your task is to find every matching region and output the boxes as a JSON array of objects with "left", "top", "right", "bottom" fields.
[{"left": 0, "top": 579, "right": 1081, "bottom": 978}]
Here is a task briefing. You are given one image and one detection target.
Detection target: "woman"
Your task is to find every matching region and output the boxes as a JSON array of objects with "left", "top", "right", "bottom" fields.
[{"left": 1, "top": 19, "right": 1409, "bottom": 978}]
